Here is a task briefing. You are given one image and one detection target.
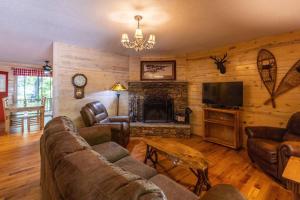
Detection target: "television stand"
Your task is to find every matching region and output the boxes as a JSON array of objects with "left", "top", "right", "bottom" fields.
[{"left": 203, "top": 107, "right": 241, "bottom": 149}]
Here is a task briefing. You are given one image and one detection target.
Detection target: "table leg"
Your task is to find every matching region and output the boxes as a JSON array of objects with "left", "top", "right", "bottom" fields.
[
  {"left": 190, "top": 168, "right": 211, "bottom": 196},
  {"left": 144, "top": 145, "right": 158, "bottom": 168},
  {"left": 5, "top": 114, "right": 10, "bottom": 134},
  {"left": 40, "top": 107, "right": 45, "bottom": 130},
  {"left": 144, "top": 145, "right": 150, "bottom": 164}
]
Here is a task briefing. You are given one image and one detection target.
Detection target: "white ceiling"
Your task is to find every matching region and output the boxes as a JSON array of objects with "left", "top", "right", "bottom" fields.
[{"left": 1, "top": 0, "right": 300, "bottom": 64}]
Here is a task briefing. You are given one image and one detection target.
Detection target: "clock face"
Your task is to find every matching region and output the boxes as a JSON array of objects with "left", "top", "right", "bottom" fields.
[{"left": 73, "top": 74, "right": 87, "bottom": 87}]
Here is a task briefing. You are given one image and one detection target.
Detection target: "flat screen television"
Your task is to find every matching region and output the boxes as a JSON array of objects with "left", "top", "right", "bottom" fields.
[{"left": 202, "top": 81, "right": 243, "bottom": 108}]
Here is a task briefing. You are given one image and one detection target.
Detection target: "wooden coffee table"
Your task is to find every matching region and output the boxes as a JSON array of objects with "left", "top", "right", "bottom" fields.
[{"left": 143, "top": 137, "right": 211, "bottom": 195}]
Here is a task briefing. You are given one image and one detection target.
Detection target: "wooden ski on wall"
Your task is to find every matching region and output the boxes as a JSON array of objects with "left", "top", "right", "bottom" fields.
[
  {"left": 257, "top": 49, "right": 277, "bottom": 108},
  {"left": 264, "top": 59, "right": 300, "bottom": 105}
]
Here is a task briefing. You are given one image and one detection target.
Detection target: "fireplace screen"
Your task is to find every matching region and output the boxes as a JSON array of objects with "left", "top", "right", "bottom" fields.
[{"left": 143, "top": 95, "right": 174, "bottom": 123}]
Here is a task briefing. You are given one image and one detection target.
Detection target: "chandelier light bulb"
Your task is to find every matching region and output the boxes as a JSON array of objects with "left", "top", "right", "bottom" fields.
[
  {"left": 148, "top": 34, "right": 156, "bottom": 44},
  {"left": 134, "top": 28, "right": 143, "bottom": 39},
  {"left": 121, "top": 33, "right": 129, "bottom": 43}
]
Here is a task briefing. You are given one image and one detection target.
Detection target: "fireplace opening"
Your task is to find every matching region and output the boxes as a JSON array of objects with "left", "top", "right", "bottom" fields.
[{"left": 143, "top": 95, "right": 174, "bottom": 123}]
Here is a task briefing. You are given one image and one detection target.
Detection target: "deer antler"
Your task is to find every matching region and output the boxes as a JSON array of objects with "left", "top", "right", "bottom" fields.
[
  {"left": 209, "top": 56, "right": 219, "bottom": 62},
  {"left": 220, "top": 53, "right": 227, "bottom": 63}
]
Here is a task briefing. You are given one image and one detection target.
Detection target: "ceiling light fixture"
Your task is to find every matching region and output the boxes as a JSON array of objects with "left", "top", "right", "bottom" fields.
[
  {"left": 121, "top": 15, "right": 156, "bottom": 52},
  {"left": 43, "top": 60, "right": 52, "bottom": 74}
]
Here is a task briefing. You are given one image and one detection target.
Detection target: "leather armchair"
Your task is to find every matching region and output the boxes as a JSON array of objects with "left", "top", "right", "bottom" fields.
[
  {"left": 80, "top": 101, "right": 130, "bottom": 147},
  {"left": 245, "top": 112, "right": 300, "bottom": 182}
]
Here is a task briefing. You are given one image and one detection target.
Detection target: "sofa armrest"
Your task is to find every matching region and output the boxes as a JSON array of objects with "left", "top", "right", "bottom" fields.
[
  {"left": 109, "top": 116, "right": 130, "bottom": 123},
  {"left": 96, "top": 122, "right": 130, "bottom": 147},
  {"left": 278, "top": 141, "right": 300, "bottom": 180},
  {"left": 78, "top": 125, "right": 111, "bottom": 146},
  {"left": 245, "top": 126, "right": 286, "bottom": 141},
  {"left": 279, "top": 141, "right": 300, "bottom": 157}
]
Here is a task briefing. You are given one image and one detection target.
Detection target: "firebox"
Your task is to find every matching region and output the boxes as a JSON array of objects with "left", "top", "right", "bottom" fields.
[{"left": 143, "top": 95, "right": 174, "bottom": 123}]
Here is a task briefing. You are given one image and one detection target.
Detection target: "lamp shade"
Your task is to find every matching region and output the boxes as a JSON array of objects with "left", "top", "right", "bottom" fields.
[{"left": 111, "top": 82, "right": 127, "bottom": 91}]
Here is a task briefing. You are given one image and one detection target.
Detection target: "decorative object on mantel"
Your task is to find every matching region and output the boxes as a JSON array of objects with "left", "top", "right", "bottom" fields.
[
  {"left": 121, "top": 15, "right": 156, "bottom": 52},
  {"left": 42, "top": 60, "right": 52, "bottom": 74},
  {"left": 265, "top": 59, "right": 300, "bottom": 105},
  {"left": 257, "top": 49, "right": 277, "bottom": 108},
  {"left": 174, "top": 107, "right": 192, "bottom": 124},
  {"left": 175, "top": 113, "right": 185, "bottom": 123},
  {"left": 111, "top": 82, "right": 127, "bottom": 116},
  {"left": 209, "top": 53, "right": 228, "bottom": 74},
  {"left": 140, "top": 60, "right": 176, "bottom": 81},
  {"left": 72, "top": 73, "right": 87, "bottom": 99}
]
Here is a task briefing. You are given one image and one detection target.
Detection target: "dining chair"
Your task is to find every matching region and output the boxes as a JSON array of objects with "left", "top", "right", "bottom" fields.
[
  {"left": 2, "top": 97, "right": 25, "bottom": 134},
  {"left": 27, "top": 97, "right": 46, "bottom": 132}
]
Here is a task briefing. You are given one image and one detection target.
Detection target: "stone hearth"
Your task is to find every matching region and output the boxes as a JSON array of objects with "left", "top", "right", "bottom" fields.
[{"left": 130, "top": 122, "right": 191, "bottom": 138}]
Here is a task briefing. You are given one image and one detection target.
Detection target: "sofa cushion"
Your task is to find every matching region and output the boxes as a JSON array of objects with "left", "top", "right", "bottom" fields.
[
  {"left": 248, "top": 138, "right": 279, "bottom": 163},
  {"left": 111, "top": 179, "right": 167, "bottom": 200},
  {"left": 87, "top": 101, "right": 108, "bottom": 116},
  {"left": 54, "top": 149, "right": 166, "bottom": 200},
  {"left": 201, "top": 184, "right": 246, "bottom": 200},
  {"left": 114, "top": 156, "right": 157, "bottom": 179},
  {"left": 283, "top": 132, "right": 300, "bottom": 141},
  {"left": 149, "top": 174, "right": 199, "bottom": 200},
  {"left": 92, "top": 141, "right": 129, "bottom": 162},
  {"left": 45, "top": 131, "right": 91, "bottom": 170},
  {"left": 95, "top": 113, "right": 109, "bottom": 123}
]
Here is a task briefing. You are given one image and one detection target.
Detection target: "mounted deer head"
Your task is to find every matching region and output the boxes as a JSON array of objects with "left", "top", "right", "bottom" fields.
[{"left": 210, "top": 53, "right": 228, "bottom": 74}]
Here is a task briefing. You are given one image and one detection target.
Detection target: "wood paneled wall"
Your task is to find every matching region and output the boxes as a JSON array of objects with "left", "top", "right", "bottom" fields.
[
  {"left": 53, "top": 42, "right": 129, "bottom": 126},
  {"left": 52, "top": 31, "right": 300, "bottom": 138},
  {"left": 186, "top": 31, "right": 300, "bottom": 144},
  {"left": 127, "top": 31, "right": 300, "bottom": 145}
]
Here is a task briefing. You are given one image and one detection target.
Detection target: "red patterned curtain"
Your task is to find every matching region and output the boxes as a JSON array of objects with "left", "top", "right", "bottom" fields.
[{"left": 13, "top": 68, "right": 52, "bottom": 77}]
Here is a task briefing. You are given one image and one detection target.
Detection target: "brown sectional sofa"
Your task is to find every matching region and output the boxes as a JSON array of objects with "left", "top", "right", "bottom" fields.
[{"left": 41, "top": 116, "right": 246, "bottom": 200}]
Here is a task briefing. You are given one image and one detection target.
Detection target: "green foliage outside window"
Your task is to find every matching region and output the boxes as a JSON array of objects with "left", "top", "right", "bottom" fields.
[{"left": 16, "top": 76, "right": 52, "bottom": 111}]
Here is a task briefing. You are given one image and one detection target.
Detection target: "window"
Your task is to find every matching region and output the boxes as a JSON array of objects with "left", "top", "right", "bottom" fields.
[
  {"left": 16, "top": 76, "right": 52, "bottom": 99},
  {"left": 13, "top": 67, "right": 53, "bottom": 115}
]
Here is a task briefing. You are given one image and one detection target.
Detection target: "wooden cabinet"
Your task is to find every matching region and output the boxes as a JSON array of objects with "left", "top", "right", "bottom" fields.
[{"left": 203, "top": 107, "right": 241, "bottom": 149}]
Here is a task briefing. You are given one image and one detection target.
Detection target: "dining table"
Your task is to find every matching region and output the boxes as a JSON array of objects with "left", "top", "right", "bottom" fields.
[{"left": 4, "top": 102, "right": 45, "bottom": 133}]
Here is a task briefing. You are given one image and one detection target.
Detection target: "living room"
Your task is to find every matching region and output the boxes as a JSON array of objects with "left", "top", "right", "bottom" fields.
[{"left": 1, "top": 1, "right": 300, "bottom": 200}]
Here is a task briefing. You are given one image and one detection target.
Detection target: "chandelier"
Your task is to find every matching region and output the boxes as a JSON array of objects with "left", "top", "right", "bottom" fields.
[{"left": 121, "top": 15, "right": 156, "bottom": 52}]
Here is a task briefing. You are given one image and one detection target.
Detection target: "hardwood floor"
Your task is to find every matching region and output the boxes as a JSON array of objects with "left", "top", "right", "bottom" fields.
[
  {"left": 0, "top": 133, "right": 292, "bottom": 200},
  {"left": 0, "top": 133, "right": 41, "bottom": 200}
]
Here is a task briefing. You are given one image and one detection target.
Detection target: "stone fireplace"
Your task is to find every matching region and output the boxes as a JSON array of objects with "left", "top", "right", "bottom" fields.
[
  {"left": 128, "top": 81, "right": 190, "bottom": 138},
  {"left": 128, "top": 81, "right": 188, "bottom": 122}
]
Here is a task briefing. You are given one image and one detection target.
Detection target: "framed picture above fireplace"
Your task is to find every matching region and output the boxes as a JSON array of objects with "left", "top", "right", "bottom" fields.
[{"left": 140, "top": 60, "right": 176, "bottom": 81}]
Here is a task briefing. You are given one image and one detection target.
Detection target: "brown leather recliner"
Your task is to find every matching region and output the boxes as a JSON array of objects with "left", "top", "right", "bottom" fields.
[
  {"left": 80, "top": 101, "right": 130, "bottom": 147},
  {"left": 245, "top": 112, "right": 300, "bottom": 183}
]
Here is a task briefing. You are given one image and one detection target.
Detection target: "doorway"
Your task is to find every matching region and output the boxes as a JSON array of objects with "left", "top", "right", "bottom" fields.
[{"left": 0, "top": 71, "right": 8, "bottom": 122}]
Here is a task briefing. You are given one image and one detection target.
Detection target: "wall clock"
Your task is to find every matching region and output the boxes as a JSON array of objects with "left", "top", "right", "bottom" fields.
[{"left": 72, "top": 73, "right": 87, "bottom": 99}]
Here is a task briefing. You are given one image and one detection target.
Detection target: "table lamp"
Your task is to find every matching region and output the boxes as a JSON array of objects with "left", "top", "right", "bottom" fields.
[{"left": 111, "top": 82, "right": 127, "bottom": 115}]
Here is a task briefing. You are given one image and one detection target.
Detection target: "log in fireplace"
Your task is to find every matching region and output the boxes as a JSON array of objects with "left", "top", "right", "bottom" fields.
[{"left": 143, "top": 95, "right": 174, "bottom": 123}]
